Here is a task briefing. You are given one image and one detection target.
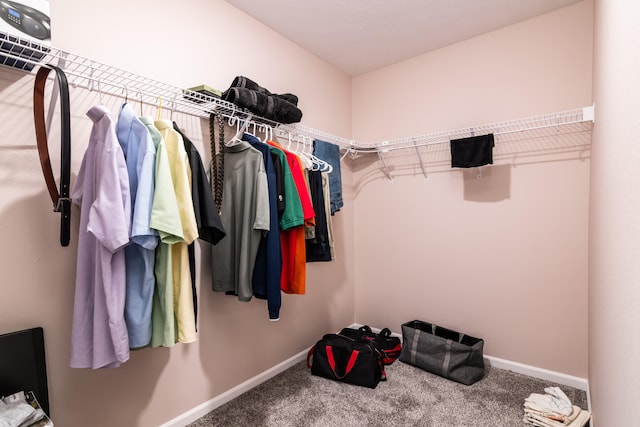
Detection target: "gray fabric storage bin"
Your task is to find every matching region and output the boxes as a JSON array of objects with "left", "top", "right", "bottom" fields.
[{"left": 399, "top": 320, "right": 485, "bottom": 385}]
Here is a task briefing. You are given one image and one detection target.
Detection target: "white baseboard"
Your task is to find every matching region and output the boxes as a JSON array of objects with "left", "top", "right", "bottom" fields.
[
  {"left": 158, "top": 349, "right": 308, "bottom": 427},
  {"left": 484, "top": 355, "right": 589, "bottom": 392},
  {"left": 162, "top": 324, "right": 591, "bottom": 426},
  {"left": 485, "top": 355, "right": 591, "bottom": 412}
]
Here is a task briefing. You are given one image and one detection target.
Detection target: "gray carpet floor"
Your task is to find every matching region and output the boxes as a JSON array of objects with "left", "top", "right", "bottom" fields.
[{"left": 188, "top": 360, "right": 589, "bottom": 427}]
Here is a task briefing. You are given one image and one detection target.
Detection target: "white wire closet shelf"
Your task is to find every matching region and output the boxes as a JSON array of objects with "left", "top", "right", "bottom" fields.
[{"left": 0, "top": 30, "right": 594, "bottom": 156}]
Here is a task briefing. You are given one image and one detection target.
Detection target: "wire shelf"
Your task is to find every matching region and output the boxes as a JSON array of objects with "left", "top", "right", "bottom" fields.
[{"left": 0, "top": 30, "right": 593, "bottom": 157}]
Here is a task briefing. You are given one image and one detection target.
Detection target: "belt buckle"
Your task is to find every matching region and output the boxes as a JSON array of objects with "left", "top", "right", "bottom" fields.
[{"left": 54, "top": 197, "right": 71, "bottom": 213}]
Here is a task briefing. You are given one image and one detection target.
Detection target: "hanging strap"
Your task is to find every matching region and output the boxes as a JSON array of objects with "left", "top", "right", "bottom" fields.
[
  {"left": 209, "top": 111, "right": 225, "bottom": 214},
  {"left": 33, "top": 64, "right": 71, "bottom": 247}
]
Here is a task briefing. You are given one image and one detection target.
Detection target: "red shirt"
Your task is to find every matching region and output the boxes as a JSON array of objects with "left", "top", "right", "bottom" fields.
[{"left": 267, "top": 141, "right": 315, "bottom": 294}]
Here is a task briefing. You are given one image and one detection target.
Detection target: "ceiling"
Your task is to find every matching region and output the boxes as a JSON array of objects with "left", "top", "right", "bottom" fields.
[{"left": 225, "top": 0, "right": 583, "bottom": 76}]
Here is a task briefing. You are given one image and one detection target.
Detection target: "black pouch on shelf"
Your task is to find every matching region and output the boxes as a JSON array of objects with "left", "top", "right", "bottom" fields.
[{"left": 399, "top": 320, "right": 485, "bottom": 385}]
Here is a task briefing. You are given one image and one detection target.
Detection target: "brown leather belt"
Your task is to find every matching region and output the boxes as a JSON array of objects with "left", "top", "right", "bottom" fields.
[{"left": 33, "top": 65, "right": 71, "bottom": 247}]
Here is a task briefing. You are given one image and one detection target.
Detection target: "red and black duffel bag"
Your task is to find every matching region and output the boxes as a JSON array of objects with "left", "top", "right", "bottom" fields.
[
  {"left": 307, "top": 333, "right": 384, "bottom": 388},
  {"left": 339, "top": 325, "right": 402, "bottom": 365}
]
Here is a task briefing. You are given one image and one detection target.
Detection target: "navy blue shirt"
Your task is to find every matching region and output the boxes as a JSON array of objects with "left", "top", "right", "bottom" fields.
[
  {"left": 306, "top": 170, "right": 331, "bottom": 262},
  {"left": 242, "top": 133, "right": 282, "bottom": 320}
]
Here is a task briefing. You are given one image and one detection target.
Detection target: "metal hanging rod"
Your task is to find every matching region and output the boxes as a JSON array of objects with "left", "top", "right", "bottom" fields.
[
  {"left": 0, "top": 31, "right": 594, "bottom": 156},
  {"left": 349, "top": 106, "right": 595, "bottom": 155},
  {"left": 0, "top": 31, "right": 356, "bottom": 145}
]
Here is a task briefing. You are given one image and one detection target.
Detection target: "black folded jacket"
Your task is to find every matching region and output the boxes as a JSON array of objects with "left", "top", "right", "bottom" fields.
[
  {"left": 223, "top": 75, "right": 299, "bottom": 106},
  {"left": 450, "top": 134, "right": 495, "bottom": 168},
  {"left": 223, "top": 87, "right": 303, "bottom": 124}
]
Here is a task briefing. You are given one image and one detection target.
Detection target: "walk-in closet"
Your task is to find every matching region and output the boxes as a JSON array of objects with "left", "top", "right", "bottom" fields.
[{"left": 0, "top": 0, "right": 638, "bottom": 425}]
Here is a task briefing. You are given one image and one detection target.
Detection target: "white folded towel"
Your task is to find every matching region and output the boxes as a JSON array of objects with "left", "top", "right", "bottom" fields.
[
  {"left": 0, "top": 400, "right": 36, "bottom": 427},
  {"left": 524, "top": 386, "right": 573, "bottom": 416},
  {"left": 524, "top": 407, "right": 591, "bottom": 427}
]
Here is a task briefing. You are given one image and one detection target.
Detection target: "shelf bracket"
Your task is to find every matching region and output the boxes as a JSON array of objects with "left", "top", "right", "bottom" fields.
[
  {"left": 414, "top": 142, "right": 428, "bottom": 182},
  {"left": 378, "top": 150, "right": 393, "bottom": 182}
]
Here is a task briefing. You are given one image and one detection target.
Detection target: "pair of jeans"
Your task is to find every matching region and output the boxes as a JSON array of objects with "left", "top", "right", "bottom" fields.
[{"left": 313, "top": 139, "right": 343, "bottom": 214}]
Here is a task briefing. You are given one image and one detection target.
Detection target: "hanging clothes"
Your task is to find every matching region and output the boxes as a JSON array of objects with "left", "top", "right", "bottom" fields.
[
  {"left": 313, "top": 139, "right": 343, "bottom": 214},
  {"left": 211, "top": 140, "right": 270, "bottom": 302},
  {"left": 321, "top": 172, "right": 336, "bottom": 260},
  {"left": 70, "top": 105, "right": 131, "bottom": 369},
  {"left": 306, "top": 169, "right": 331, "bottom": 262},
  {"left": 267, "top": 141, "right": 315, "bottom": 294},
  {"left": 173, "top": 122, "right": 226, "bottom": 328},
  {"left": 268, "top": 145, "right": 303, "bottom": 231},
  {"left": 116, "top": 103, "right": 158, "bottom": 349},
  {"left": 242, "top": 133, "right": 282, "bottom": 320},
  {"left": 154, "top": 119, "right": 199, "bottom": 344},
  {"left": 271, "top": 152, "right": 286, "bottom": 218},
  {"left": 140, "top": 117, "right": 183, "bottom": 349}
]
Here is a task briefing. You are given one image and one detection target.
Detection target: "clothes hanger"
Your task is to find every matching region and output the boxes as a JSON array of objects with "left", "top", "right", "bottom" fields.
[
  {"left": 287, "top": 132, "right": 293, "bottom": 150},
  {"left": 170, "top": 95, "right": 176, "bottom": 121},
  {"left": 305, "top": 135, "right": 333, "bottom": 173},
  {"left": 307, "top": 136, "right": 326, "bottom": 172},
  {"left": 263, "top": 124, "right": 273, "bottom": 142},
  {"left": 156, "top": 96, "right": 163, "bottom": 120},
  {"left": 243, "top": 119, "right": 259, "bottom": 139},
  {"left": 227, "top": 114, "right": 253, "bottom": 147},
  {"left": 291, "top": 134, "right": 316, "bottom": 170},
  {"left": 97, "top": 78, "right": 104, "bottom": 105}
]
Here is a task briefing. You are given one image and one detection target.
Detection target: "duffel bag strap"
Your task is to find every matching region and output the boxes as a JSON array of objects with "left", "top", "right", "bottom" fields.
[
  {"left": 410, "top": 328, "right": 422, "bottom": 365},
  {"left": 326, "top": 346, "right": 360, "bottom": 379},
  {"left": 306, "top": 345, "right": 315, "bottom": 369},
  {"left": 443, "top": 339, "right": 453, "bottom": 378}
]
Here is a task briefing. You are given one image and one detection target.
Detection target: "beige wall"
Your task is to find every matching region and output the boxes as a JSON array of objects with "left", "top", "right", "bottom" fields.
[
  {"left": 589, "top": 0, "right": 640, "bottom": 424},
  {"left": 0, "top": 1, "right": 353, "bottom": 426},
  {"left": 350, "top": 1, "right": 593, "bottom": 377}
]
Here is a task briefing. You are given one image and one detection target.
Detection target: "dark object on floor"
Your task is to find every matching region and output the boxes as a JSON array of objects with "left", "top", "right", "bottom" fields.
[
  {"left": 339, "top": 325, "right": 402, "bottom": 365},
  {"left": 307, "top": 333, "right": 384, "bottom": 388},
  {"left": 399, "top": 319, "right": 485, "bottom": 385},
  {"left": 450, "top": 133, "right": 495, "bottom": 168}
]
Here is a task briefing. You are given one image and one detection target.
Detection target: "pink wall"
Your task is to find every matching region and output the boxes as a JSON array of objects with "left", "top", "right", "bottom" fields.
[
  {"left": 589, "top": 0, "right": 640, "bottom": 424},
  {"left": 3, "top": 0, "right": 624, "bottom": 424},
  {"left": 0, "top": 1, "right": 353, "bottom": 426},
  {"left": 350, "top": 1, "right": 593, "bottom": 377}
]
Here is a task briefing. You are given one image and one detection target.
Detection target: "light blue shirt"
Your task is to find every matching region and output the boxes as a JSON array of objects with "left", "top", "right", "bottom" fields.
[{"left": 116, "top": 103, "right": 157, "bottom": 349}]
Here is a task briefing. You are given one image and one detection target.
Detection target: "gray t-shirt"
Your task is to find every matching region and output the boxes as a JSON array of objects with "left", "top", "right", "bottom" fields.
[{"left": 211, "top": 141, "right": 270, "bottom": 301}]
